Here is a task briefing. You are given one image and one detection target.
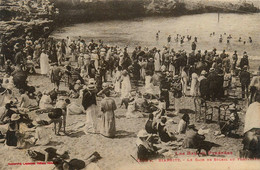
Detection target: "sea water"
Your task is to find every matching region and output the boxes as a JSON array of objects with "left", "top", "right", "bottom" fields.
[{"left": 51, "top": 13, "right": 260, "bottom": 70}]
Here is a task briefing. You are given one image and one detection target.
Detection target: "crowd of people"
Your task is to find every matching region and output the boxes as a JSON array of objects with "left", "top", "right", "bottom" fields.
[{"left": 0, "top": 27, "right": 259, "bottom": 168}]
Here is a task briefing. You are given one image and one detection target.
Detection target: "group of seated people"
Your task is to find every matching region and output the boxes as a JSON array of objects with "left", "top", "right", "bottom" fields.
[{"left": 136, "top": 108, "right": 209, "bottom": 161}]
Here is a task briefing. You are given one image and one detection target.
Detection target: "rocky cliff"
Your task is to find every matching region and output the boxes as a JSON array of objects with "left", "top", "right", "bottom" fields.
[{"left": 52, "top": 0, "right": 259, "bottom": 23}]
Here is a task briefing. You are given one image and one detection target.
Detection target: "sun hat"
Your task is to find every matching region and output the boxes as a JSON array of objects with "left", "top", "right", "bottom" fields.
[
  {"left": 228, "top": 104, "right": 236, "bottom": 111},
  {"left": 173, "top": 75, "right": 179, "bottom": 79},
  {"left": 87, "top": 84, "right": 96, "bottom": 91},
  {"left": 137, "top": 129, "right": 149, "bottom": 138},
  {"left": 88, "top": 78, "right": 96, "bottom": 85},
  {"left": 122, "top": 70, "right": 128, "bottom": 76},
  {"left": 201, "top": 70, "right": 207, "bottom": 75},
  {"left": 209, "top": 68, "right": 215, "bottom": 72},
  {"left": 198, "top": 128, "right": 210, "bottom": 135},
  {"left": 11, "top": 114, "right": 20, "bottom": 121},
  {"left": 160, "top": 116, "right": 167, "bottom": 126}
]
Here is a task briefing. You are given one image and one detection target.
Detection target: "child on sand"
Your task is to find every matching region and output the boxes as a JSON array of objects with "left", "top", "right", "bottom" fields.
[{"left": 48, "top": 108, "right": 63, "bottom": 135}]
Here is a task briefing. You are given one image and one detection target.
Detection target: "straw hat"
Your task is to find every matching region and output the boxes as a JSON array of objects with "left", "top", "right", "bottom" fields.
[
  {"left": 209, "top": 68, "right": 215, "bottom": 72},
  {"left": 87, "top": 84, "right": 96, "bottom": 91},
  {"left": 88, "top": 78, "right": 96, "bottom": 85},
  {"left": 228, "top": 104, "right": 236, "bottom": 111},
  {"left": 137, "top": 129, "right": 149, "bottom": 138},
  {"left": 11, "top": 114, "right": 20, "bottom": 121},
  {"left": 102, "top": 82, "right": 109, "bottom": 89},
  {"left": 198, "top": 128, "right": 209, "bottom": 135},
  {"left": 122, "top": 70, "right": 128, "bottom": 76},
  {"left": 76, "top": 80, "right": 81, "bottom": 84},
  {"left": 201, "top": 70, "right": 207, "bottom": 75},
  {"left": 173, "top": 75, "right": 179, "bottom": 79}
]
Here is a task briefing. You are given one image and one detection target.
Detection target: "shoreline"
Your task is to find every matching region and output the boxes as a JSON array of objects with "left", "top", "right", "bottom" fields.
[{"left": 1, "top": 0, "right": 259, "bottom": 45}]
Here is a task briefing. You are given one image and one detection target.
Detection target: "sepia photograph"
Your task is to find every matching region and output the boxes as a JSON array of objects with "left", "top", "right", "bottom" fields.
[{"left": 0, "top": 0, "right": 260, "bottom": 169}]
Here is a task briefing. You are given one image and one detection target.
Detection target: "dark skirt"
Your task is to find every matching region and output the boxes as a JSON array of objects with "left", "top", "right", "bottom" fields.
[{"left": 6, "top": 130, "right": 17, "bottom": 146}]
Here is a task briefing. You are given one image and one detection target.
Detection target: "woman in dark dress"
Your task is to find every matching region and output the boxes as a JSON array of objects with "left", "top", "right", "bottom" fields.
[
  {"left": 157, "top": 117, "right": 177, "bottom": 143},
  {"left": 6, "top": 114, "right": 20, "bottom": 146},
  {"left": 145, "top": 113, "right": 157, "bottom": 134}
]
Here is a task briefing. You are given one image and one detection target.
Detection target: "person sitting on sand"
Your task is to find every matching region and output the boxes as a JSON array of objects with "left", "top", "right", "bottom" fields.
[
  {"left": 34, "top": 119, "right": 51, "bottom": 146},
  {"left": 177, "top": 113, "right": 190, "bottom": 134},
  {"left": 69, "top": 85, "right": 79, "bottom": 98},
  {"left": 219, "top": 104, "right": 239, "bottom": 136},
  {"left": 157, "top": 117, "right": 177, "bottom": 143},
  {"left": 136, "top": 129, "right": 165, "bottom": 161},
  {"left": 5, "top": 114, "right": 20, "bottom": 146},
  {"left": 74, "top": 80, "right": 83, "bottom": 92},
  {"left": 182, "top": 124, "right": 205, "bottom": 149},
  {"left": 0, "top": 103, "right": 16, "bottom": 125},
  {"left": 145, "top": 113, "right": 157, "bottom": 134},
  {"left": 19, "top": 89, "right": 30, "bottom": 109},
  {"left": 26, "top": 56, "right": 36, "bottom": 74}
]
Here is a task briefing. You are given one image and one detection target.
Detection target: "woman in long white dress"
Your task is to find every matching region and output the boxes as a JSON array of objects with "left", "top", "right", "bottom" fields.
[
  {"left": 114, "top": 66, "right": 122, "bottom": 94},
  {"left": 120, "top": 70, "right": 131, "bottom": 99},
  {"left": 145, "top": 72, "right": 155, "bottom": 95},
  {"left": 181, "top": 68, "right": 188, "bottom": 96},
  {"left": 190, "top": 71, "right": 199, "bottom": 97},
  {"left": 40, "top": 50, "right": 50, "bottom": 75},
  {"left": 39, "top": 90, "right": 52, "bottom": 109},
  {"left": 154, "top": 50, "right": 161, "bottom": 72}
]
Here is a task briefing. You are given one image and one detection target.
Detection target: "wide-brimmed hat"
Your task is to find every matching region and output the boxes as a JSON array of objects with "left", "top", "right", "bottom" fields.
[
  {"left": 87, "top": 84, "right": 96, "bottom": 90},
  {"left": 201, "top": 70, "right": 207, "bottom": 75},
  {"left": 209, "top": 68, "right": 215, "bottom": 72},
  {"left": 122, "top": 70, "right": 128, "bottom": 76},
  {"left": 160, "top": 116, "right": 167, "bottom": 126},
  {"left": 137, "top": 129, "right": 149, "bottom": 138},
  {"left": 102, "top": 82, "right": 109, "bottom": 88},
  {"left": 228, "top": 104, "right": 236, "bottom": 111},
  {"left": 173, "top": 75, "right": 179, "bottom": 79},
  {"left": 198, "top": 128, "right": 209, "bottom": 135},
  {"left": 188, "top": 124, "right": 195, "bottom": 129},
  {"left": 88, "top": 78, "right": 96, "bottom": 85},
  {"left": 11, "top": 114, "right": 20, "bottom": 121}
]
